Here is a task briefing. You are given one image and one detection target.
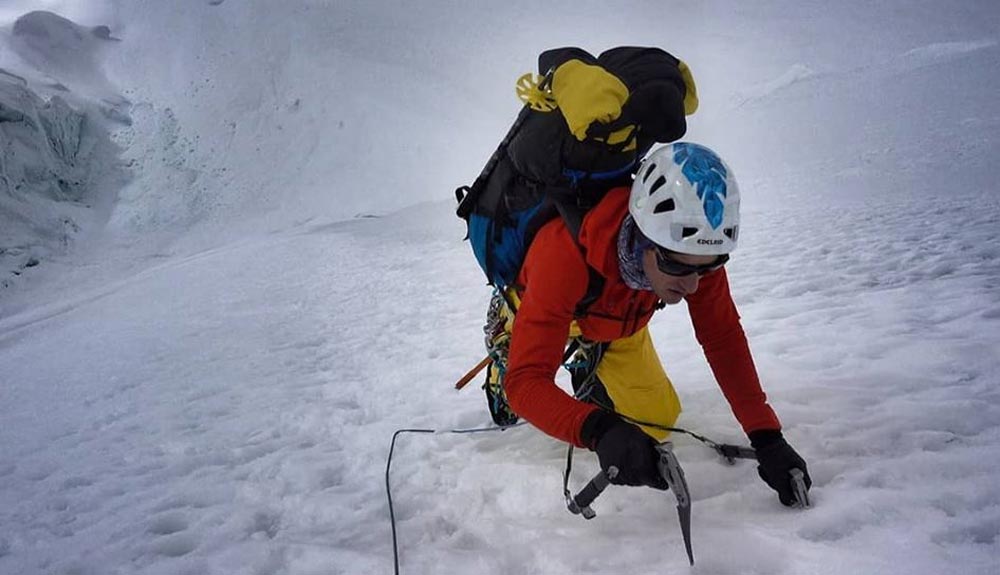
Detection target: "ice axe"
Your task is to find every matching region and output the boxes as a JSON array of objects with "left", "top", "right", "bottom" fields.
[
  {"left": 710, "top": 444, "right": 811, "bottom": 509},
  {"left": 567, "top": 440, "right": 810, "bottom": 566},
  {"left": 568, "top": 441, "right": 696, "bottom": 565}
]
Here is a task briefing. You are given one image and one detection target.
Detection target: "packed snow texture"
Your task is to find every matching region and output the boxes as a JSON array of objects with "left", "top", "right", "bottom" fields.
[{"left": 1, "top": 1, "right": 999, "bottom": 574}]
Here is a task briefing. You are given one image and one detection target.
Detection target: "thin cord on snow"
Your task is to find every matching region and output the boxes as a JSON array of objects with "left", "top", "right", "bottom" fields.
[
  {"left": 385, "top": 420, "right": 751, "bottom": 574},
  {"left": 386, "top": 423, "right": 525, "bottom": 575},
  {"left": 386, "top": 428, "right": 434, "bottom": 575}
]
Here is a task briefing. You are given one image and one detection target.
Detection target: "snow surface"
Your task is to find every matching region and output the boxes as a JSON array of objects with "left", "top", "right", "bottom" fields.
[{"left": 1, "top": 1, "right": 1000, "bottom": 574}]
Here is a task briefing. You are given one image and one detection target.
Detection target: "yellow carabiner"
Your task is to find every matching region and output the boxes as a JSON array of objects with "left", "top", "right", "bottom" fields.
[{"left": 515, "top": 72, "right": 557, "bottom": 112}]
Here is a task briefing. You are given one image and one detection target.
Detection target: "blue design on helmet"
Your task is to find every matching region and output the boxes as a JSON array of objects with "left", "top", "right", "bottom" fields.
[{"left": 672, "top": 143, "right": 728, "bottom": 229}]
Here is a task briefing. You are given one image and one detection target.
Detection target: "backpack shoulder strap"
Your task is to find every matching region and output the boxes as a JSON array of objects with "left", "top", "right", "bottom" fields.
[
  {"left": 575, "top": 266, "right": 606, "bottom": 319},
  {"left": 552, "top": 194, "right": 606, "bottom": 319}
]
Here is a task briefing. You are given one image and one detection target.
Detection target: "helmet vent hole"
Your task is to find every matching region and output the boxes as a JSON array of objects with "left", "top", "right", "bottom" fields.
[
  {"left": 681, "top": 227, "right": 698, "bottom": 238},
  {"left": 642, "top": 163, "right": 657, "bottom": 184},
  {"left": 723, "top": 227, "right": 734, "bottom": 239},
  {"left": 648, "top": 175, "right": 667, "bottom": 196},
  {"left": 653, "top": 198, "right": 676, "bottom": 214}
]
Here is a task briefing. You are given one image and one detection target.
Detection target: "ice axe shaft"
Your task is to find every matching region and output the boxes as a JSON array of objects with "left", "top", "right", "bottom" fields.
[
  {"left": 714, "top": 443, "right": 758, "bottom": 463},
  {"left": 567, "top": 466, "right": 617, "bottom": 519},
  {"left": 454, "top": 356, "right": 492, "bottom": 390}
]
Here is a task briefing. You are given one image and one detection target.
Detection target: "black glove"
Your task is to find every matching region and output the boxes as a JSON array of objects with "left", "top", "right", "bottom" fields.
[
  {"left": 749, "top": 429, "right": 812, "bottom": 506},
  {"left": 580, "top": 410, "right": 668, "bottom": 490}
]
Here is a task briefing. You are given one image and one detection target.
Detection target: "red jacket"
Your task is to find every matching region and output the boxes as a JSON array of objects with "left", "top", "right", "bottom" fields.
[{"left": 505, "top": 187, "right": 780, "bottom": 447}]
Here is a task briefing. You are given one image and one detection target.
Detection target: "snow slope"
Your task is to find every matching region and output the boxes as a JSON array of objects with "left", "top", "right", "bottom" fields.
[
  {"left": 1, "top": 193, "right": 997, "bottom": 574},
  {"left": 1, "top": 1, "right": 1000, "bottom": 574}
]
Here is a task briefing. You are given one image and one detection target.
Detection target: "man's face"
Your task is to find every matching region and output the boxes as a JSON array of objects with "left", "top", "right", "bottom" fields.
[{"left": 641, "top": 249, "right": 725, "bottom": 304}]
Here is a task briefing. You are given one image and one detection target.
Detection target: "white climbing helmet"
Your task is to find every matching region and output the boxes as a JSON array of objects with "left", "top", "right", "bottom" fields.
[{"left": 629, "top": 142, "right": 740, "bottom": 255}]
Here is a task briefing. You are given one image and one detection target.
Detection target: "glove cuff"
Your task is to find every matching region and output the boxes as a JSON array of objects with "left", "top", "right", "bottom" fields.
[
  {"left": 580, "top": 409, "right": 622, "bottom": 449},
  {"left": 748, "top": 428, "right": 784, "bottom": 450}
]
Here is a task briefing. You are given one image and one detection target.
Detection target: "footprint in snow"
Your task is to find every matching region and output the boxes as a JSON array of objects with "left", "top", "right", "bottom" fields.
[
  {"left": 147, "top": 512, "right": 189, "bottom": 536},
  {"left": 24, "top": 463, "right": 59, "bottom": 481},
  {"left": 316, "top": 466, "right": 345, "bottom": 490},
  {"left": 247, "top": 509, "right": 282, "bottom": 539},
  {"left": 147, "top": 513, "right": 199, "bottom": 557},
  {"left": 60, "top": 476, "right": 95, "bottom": 490},
  {"left": 932, "top": 517, "right": 1000, "bottom": 546},
  {"left": 149, "top": 532, "right": 199, "bottom": 558}
]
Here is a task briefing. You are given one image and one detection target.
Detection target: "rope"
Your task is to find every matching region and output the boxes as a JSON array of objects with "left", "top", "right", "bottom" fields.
[
  {"left": 385, "top": 418, "right": 753, "bottom": 574},
  {"left": 386, "top": 429, "right": 433, "bottom": 575},
  {"left": 579, "top": 394, "right": 756, "bottom": 459},
  {"left": 385, "top": 423, "right": 526, "bottom": 575}
]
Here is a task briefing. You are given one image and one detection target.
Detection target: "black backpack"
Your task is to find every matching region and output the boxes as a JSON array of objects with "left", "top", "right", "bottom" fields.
[{"left": 455, "top": 46, "right": 698, "bottom": 315}]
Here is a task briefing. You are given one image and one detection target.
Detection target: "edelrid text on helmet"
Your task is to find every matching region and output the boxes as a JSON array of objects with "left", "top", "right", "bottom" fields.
[{"left": 629, "top": 142, "right": 740, "bottom": 256}]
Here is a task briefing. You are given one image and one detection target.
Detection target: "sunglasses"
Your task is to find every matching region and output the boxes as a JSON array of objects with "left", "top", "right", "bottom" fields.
[{"left": 654, "top": 248, "right": 729, "bottom": 277}]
